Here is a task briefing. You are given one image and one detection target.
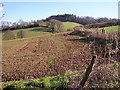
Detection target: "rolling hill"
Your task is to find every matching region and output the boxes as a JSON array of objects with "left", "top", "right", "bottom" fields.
[
  {"left": 87, "top": 25, "right": 120, "bottom": 34},
  {"left": 2, "top": 21, "right": 119, "bottom": 89},
  {"left": 62, "top": 22, "right": 82, "bottom": 31},
  {"left": 2, "top": 22, "right": 82, "bottom": 40}
]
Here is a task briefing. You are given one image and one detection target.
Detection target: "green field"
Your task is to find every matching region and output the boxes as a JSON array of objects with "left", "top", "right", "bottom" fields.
[
  {"left": 2, "top": 22, "right": 81, "bottom": 40},
  {"left": 101, "top": 26, "right": 120, "bottom": 34},
  {"left": 2, "top": 24, "right": 119, "bottom": 41},
  {"left": 88, "top": 26, "right": 120, "bottom": 34},
  {"left": 62, "top": 22, "right": 82, "bottom": 31},
  {"left": 11, "top": 27, "right": 52, "bottom": 38}
]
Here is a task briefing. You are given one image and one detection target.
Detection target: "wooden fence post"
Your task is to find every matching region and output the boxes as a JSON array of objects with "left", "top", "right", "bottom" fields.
[{"left": 79, "top": 55, "right": 97, "bottom": 88}]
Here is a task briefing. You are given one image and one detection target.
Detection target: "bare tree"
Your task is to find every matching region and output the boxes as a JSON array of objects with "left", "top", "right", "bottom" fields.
[
  {"left": 47, "top": 19, "right": 63, "bottom": 33},
  {"left": 1, "top": 21, "right": 11, "bottom": 28},
  {"left": 0, "top": 3, "right": 5, "bottom": 20},
  {"left": 12, "top": 22, "right": 18, "bottom": 26},
  {"left": 18, "top": 19, "right": 26, "bottom": 25}
]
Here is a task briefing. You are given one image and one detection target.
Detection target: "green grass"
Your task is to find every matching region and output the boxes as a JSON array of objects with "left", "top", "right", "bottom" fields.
[
  {"left": 62, "top": 22, "right": 82, "bottom": 31},
  {"left": 0, "top": 32, "right": 2, "bottom": 36},
  {"left": 2, "top": 70, "right": 82, "bottom": 89},
  {"left": 88, "top": 26, "right": 120, "bottom": 34},
  {"left": 12, "top": 27, "right": 52, "bottom": 38},
  {"left": 102, "top": 26, "right": 120, "bottom": 34},
  {"left": 47, "top": 54, "right": 56, "bottom": 67},
  {"left": 2, "top": 22, "right": 81, "bottom": 40},
  {"left": 2, "top": 27, "right": 52, "bottom": 40}
]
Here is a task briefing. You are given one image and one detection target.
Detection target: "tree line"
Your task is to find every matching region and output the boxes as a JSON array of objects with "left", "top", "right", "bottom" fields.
[
  {"left": 2, "top": 19, "right": 63, "bottom": 32},
  {"left": 47, "top": 14, "right": 118, "bottom": 25},
  {"left": 85, "top": 20, "right": 120, "bottom": 28},
  {"left": 2, "top": 14, "right": 120, "bottom": 32}
]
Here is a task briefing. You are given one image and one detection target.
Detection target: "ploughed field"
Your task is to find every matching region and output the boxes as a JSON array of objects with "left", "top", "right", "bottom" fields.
[{"left": 2, "top": 33, "right": 95, "bottom": 82}]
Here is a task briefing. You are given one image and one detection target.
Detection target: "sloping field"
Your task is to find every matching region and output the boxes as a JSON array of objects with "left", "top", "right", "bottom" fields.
[
  {"left": 2, "top": 22, "right": 81, "bottom": 40},
  {"left": 102, "top": 25, "right": 120, "bottom": 34},
  {"left": 2, "top": 31, "right": 119, "bottom": 89},
  {"left": 88, "top": 26, "right": 120, "bottom": 34},
  {"left": 2, "top": 33, "right": 93, "bottom": 82},
  {"left": 9, "top": 27, "right": 52, "bottom": 38},
  {"left": 62, "top": 22, "right": 82, "bottom": 31}
]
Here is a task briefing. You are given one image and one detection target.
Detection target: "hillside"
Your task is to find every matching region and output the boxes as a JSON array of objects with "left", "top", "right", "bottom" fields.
[
  {"left": 101, "top": 25, "right": 120, "bottom": 34},
  {"left": 62, "top": 22, "right": 82, "bottom": 31},
  {"left": 2, "top": 21, "right": 120, "bottom": 89},
  {"left": 86, "top": 25, "right": 120, "bottom": 34},
  {"left": 2, "top": 34, "right": 91, "bottom": 82},
  {"left": 12, "top": 27, "right": 52, "bottom": 38},
  {"left": 2, "top": 32, "right": 119, "bottom": 89},
  {"left": 2, "top": 22, "right": 81, "bottom": 40}
]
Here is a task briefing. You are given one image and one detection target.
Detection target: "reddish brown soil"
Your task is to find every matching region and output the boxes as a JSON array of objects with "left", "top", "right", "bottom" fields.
[{"left": 2, "top": 34, "right": 108, "bottom": 82}]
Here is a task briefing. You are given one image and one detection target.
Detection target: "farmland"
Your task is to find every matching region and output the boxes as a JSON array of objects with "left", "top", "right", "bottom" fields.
[
  {"left": 1, "top": 2, "right": 120, "bottom": 89},
  {"left": 2, "top": 22, "right": 84, "bottom": 82},
  {"left": 101, "top": 26, "right": 120, "bottom": 34},
  {"left": 2, "top": 22, "right": 120, "bottom": 89},
  {"left": 88, "top": 25, "right": 120, "bottom": 34},
  {"left": 2, "top": 34, "right": 92, "bottom": 82},
  {"left": 2, "top": 22, "right": 81, "bottom": 40},
  {"left": 62, "top": 22, "right": 82, "bottom": 31}
]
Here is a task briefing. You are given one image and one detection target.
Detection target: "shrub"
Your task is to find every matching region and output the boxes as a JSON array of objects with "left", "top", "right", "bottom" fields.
[
  {"left": 47, "top": 19, "right": 63, "bottom": 33},
  {"left": 86, "top": 63, "right": 119, "bottom": 88},
  {"left": 17, "top": 30, "right": 27, "bottom": 38},
  {"left": 3, "top": 30, "right": 15, "bottom": 40},
  {"left": 67, "top": 29, "right": 72, "bottom": 31},
  {"left": 47, "top": 54, "right": 56, "bottom": 72}
]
